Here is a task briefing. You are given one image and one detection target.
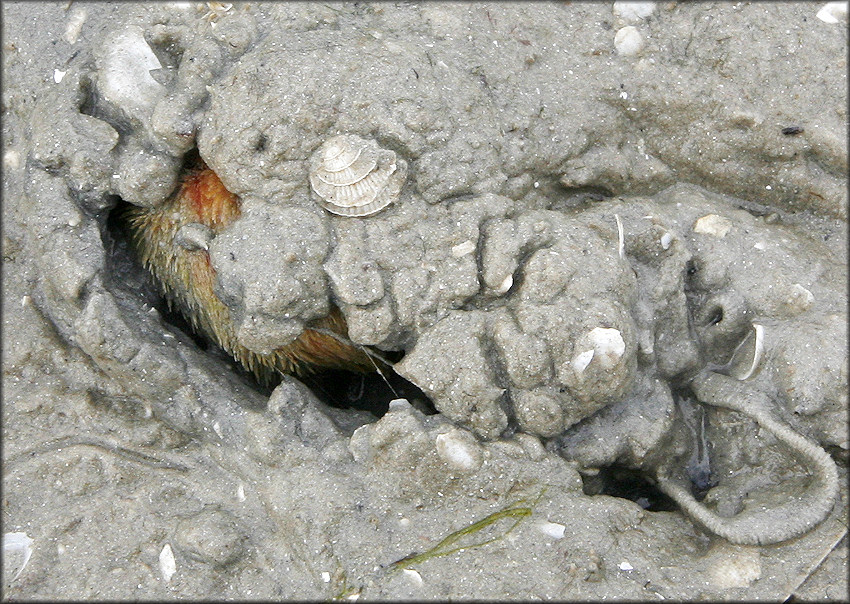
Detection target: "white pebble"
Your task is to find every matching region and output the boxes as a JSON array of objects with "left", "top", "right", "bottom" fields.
[
  {"left": 402, "top": 568, "right": 423, "bottom": 586},
  {"left": 321, "top": 571, "right": 331, "bottom": 583},
  {"left": 236, "top": 483, "right": 246, "bottom": 501},
  {"left": 660, "top": 231, "right": 672, "bottom": 250},
  {"left": 614, "top": 26, "right": 645, "bottom": 56},
  {"left": 537, "top": 521, "right": 566, "bottom": 539},
  {"left": 159, "top": 543, "right": 177, "bottom": 582},
  {"left": 613, "top": 1, "right": 657, "bottom": 21},
  {"left": 435, "top": 430, "right": 483, "bottom": 472},
  {"left": 388, "top": 398, "right": 412, "bottom": 411},
  {"left": 3, "top": 149, "right": 21, "bottom": 170},
  {"left": 618, "top": 560, "right": 634, "bottom": 571},
  {"left": 494, "top": 273, "right": 513, "bottom": 295},
  {"left": 53, "top": 69, "right": 66, "bottom": 84},
  {"left": 816, "top": 2, "right": 848, "bottom": 23},
  {"left": 693, "top": 214, "right": 732, "bottom": 238},
  {"left": 451, "top": 240, "right": 476, "bottom": 258}
]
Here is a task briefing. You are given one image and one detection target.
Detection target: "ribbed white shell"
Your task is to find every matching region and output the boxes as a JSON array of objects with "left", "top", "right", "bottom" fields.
[{"left": 309, "top": 134, "right": 405, "bottom": 217}]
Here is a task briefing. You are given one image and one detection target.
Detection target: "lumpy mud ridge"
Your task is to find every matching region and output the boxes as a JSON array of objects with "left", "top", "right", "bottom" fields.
[{"left": 3, "top": 2, "right": 847, "bottom": 600}]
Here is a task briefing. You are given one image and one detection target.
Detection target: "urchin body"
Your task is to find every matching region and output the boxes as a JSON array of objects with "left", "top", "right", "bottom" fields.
[{"left": 124, "top": 155, "right": 375, "bottom": 382}]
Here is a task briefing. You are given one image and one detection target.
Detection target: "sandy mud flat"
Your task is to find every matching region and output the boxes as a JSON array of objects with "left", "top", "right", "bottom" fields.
[{"left": 3, "top": 2, "right": 847, "bottom": 600}]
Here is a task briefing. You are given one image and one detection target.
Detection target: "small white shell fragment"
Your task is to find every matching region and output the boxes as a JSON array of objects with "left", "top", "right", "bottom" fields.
[
  {"left": 660, "top": 231, "right": 672, "bottom": 250},
  {"left": 615, "top": 213, "right": 625, "bottom": 259},
  {"left": 753, "top": 241, "right": 767, "bottom": 251},
  {"left": 726, "top": 323, "right": 765, "bottom": 381},
  {"left": 612, "top": 1, "right": 657, "bottom": 21},
  {"left": 402, "top": 568, "right": 423, "bottom": 586},
  {"left": 693, "top": 214, "right": 732, "bottom": 238},
  {"left": 618, "top": 560, "right": 634, "bottom": 571},
  {"left": 68, "top": 212, "right": 82, "bottom": 227},
  {"left": 494, "top": 273, "right": 514, "bottom": 295},
  {"left": 614, "top": 26, "right": 645, "bottom": 56},
  {"left": 346, "top": 592, "right": 361, "bottom": 601},
  {"left": 212, "top": 421, "right": 223, "bottom": 439},
  {"left": 159, "top": 543, "right": 177, "bottom": 583},
  {"left": 321, "top": 571, "right": 331, "bottom": 583},
  {"left": 309, "top": 134, "right": 406, "bottom": 217},
  {"left": 3, "top": 532, "right": 34, "bottom": 582},
  {"left": 236, "top": 483, "right": 246, "bottom": 501},
  {"left": 816, "top": 2, "right": 848, "bottom": 23},
  {"left": 435, "top": 429, "right": 483, "bottom": 472},
  {"left": 451, "top": 240, "right": 476, "bottom": 258},
  {"left": 64, "top": 7, "right": 87, "bottom": 44},
  {"left": 53, "top": 69, "right": 67, "bottom": 84},
  {"left": 537, "top": 521, "right": 566, "bottom": 539},
  {"left": 572, "top": 349, "right": 595, "bottom": 374},
  {"left": 97, "top": 26, "right": 165, "bottom": 120}
]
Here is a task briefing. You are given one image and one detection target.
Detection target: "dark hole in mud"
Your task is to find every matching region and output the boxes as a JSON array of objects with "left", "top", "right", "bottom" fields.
[
  {"left": 705, "top": 305, "right": 724, "bottom": 326},
  {"left": 104, "top": 191, "right": 434, "bottom": 420},
  {"left": 549, "top": 184, "right": 613, "bottom": 211},
  {"left": 303, "top": 365, "right": 436, "bottom": 417},
  {"left": 580, "top": 466, "right": 678, "bottom": 512}
]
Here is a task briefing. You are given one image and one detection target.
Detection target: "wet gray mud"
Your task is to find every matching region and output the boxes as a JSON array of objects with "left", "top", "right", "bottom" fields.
[{"left": 3, "top": 2, "right": 848, "bottom": 600}]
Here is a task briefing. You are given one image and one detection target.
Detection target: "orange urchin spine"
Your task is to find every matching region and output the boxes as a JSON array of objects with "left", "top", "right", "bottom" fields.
[{"left": 123, "top": 154, "right": 375, "bottom": 382}]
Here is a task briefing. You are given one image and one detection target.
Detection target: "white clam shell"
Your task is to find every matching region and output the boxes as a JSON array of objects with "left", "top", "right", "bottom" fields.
[{"left": 309, "top": 134, "right": 406, "bottom": 217}]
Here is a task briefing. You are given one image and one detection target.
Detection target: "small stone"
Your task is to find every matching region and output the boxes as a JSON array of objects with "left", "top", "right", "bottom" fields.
[
  {"left": 782, "top": 283, "right": 814, "bottom": 315},
  {"left": 706, "top": 544, "right": 761, "bottom": 588},
  {"left": 693, "top": 214, "right": 733, "bottom": 238},
  {"left": 614, "top": 26, "right": 645, "bottom": 56},
  {"left": 174, "top": 507, "right": 246, "bottom": 567}
]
